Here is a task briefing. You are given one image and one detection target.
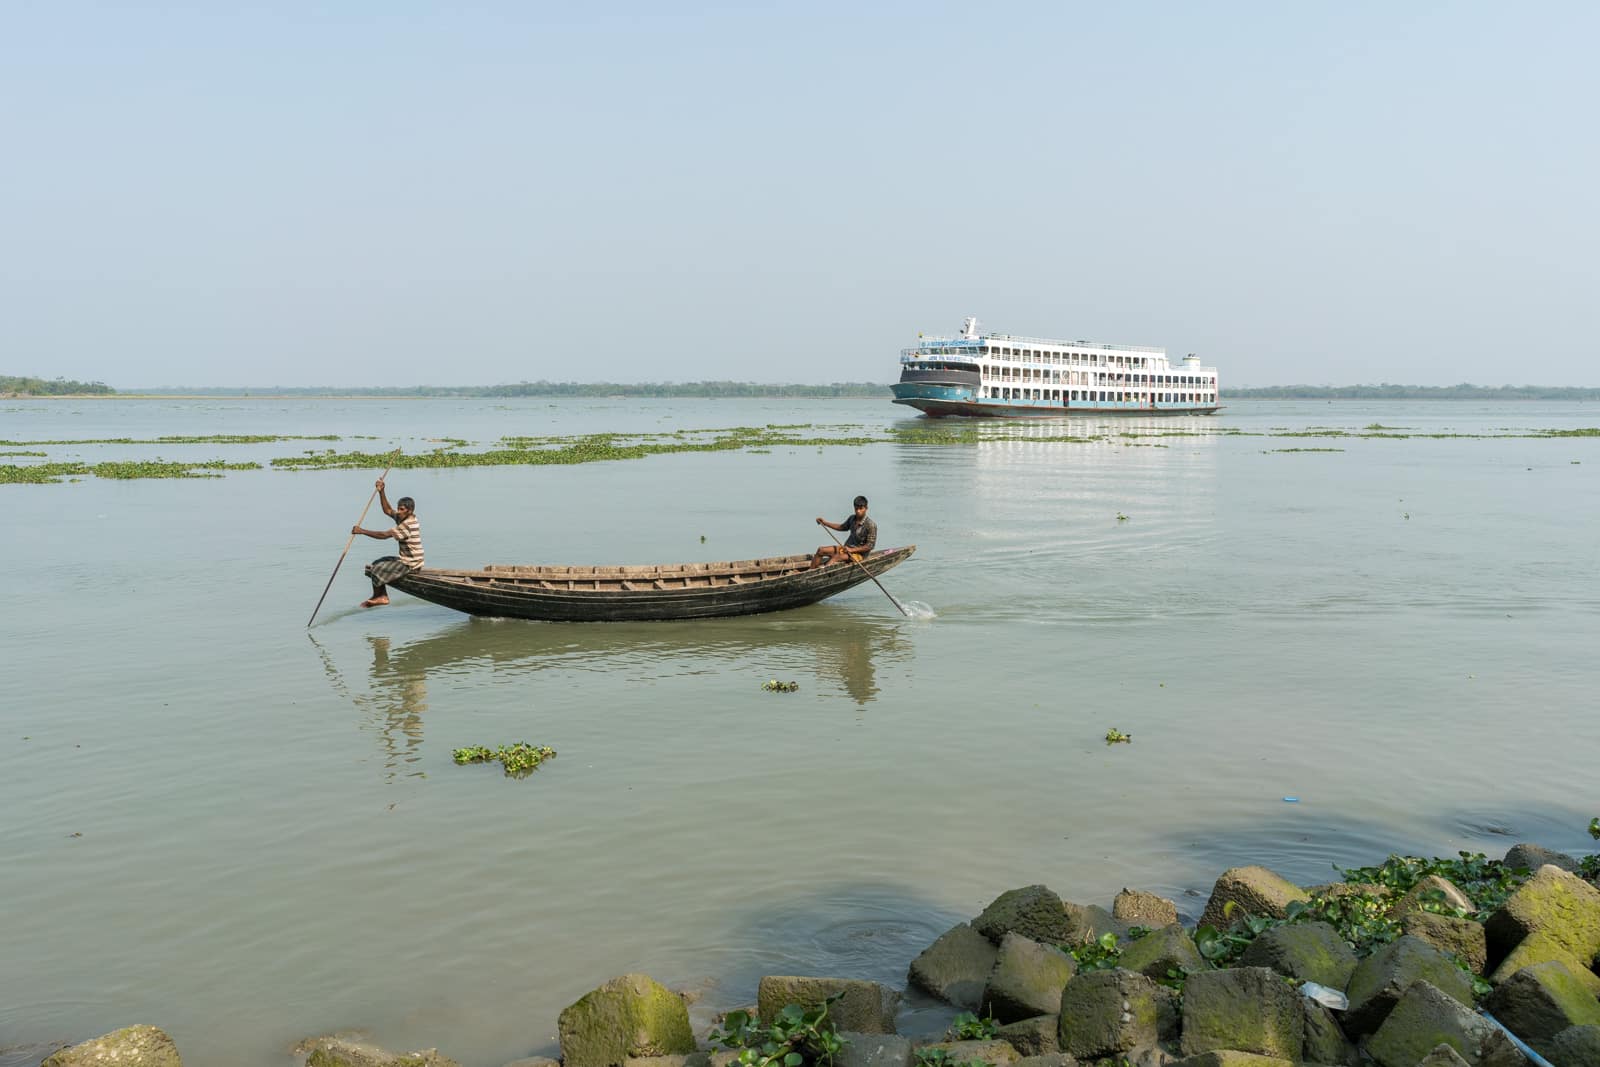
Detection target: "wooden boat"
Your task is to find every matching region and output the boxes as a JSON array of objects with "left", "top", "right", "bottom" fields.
[{"left": 372, "top": 546, "right": 916, "bottom": 622}]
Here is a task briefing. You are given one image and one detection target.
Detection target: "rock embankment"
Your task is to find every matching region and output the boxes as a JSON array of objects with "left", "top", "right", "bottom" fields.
[{"left": 35, "top": 842, "right": 1600, "bottom": 1067}]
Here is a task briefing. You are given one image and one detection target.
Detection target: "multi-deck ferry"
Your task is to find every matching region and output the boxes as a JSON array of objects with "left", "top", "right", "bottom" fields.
[{"left": 892, "top": 317, "right": 1220, "bottom": 418}]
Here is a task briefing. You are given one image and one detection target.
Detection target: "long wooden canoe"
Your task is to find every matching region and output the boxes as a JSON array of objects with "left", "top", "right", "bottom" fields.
[{"left": 371, "top": 546, "right": 916, "bottom": 622}]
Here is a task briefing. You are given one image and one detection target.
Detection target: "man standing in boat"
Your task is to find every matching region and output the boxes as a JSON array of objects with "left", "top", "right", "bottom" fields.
[
  {"left": 810, "top": 495, "right": 876, "bottom": 569},
  {"left": 354, "top": 478, "right": 423, "bottom": 607}
]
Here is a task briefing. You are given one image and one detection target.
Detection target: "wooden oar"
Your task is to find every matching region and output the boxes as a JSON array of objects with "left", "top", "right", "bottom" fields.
[
  {"left": 306, "top": 451, "right": 400, "bottom": 628},
  {"left": 821, "top": 525, "right": 911, "bottom": 617}
]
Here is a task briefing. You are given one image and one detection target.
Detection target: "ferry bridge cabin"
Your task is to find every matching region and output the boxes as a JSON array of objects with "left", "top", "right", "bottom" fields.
[{"left": 891, "top": 318, "right": 1221, "bottom": 418}]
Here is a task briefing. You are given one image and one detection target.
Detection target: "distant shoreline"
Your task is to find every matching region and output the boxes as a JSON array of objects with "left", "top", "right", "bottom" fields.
[{"left": 7, "top": 385, "right": 1600, "bottom": 401}]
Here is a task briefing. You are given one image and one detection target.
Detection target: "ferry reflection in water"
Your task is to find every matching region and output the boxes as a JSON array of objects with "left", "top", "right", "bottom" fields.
[{"left": 311, "top": 604, "right": 911, "bottom": 776}]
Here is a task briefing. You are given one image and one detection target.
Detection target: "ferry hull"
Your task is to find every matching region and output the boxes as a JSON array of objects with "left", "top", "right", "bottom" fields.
[{"left": 891, "top": 383, "right": 1219, "bottom": 418}]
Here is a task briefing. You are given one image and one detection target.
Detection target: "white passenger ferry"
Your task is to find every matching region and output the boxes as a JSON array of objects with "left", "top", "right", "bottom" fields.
[{"left": 892, "top": 317, "right": 1220, "bottom": 418}]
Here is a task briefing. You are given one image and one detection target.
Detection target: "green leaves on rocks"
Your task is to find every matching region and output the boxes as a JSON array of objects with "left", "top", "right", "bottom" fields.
[
  {"left": 1338, "top": 851, "right": 1528, "bottom": 922},
  {"left": 709, "top": 993, "right": 847, "bottom": 1067},
  {"left": 944, "top": 1012, "right": 999, "bottom": 1041}
]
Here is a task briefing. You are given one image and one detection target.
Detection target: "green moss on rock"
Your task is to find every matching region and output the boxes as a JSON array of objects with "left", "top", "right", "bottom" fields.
[
  {"left": 558, "top": 973, "right": 695, "bottom": 1067},
  {"left": 975, "top": 886, "right": 1073, "bottom": 947},
  {"left": 41, "top": 1026, "right": 182, "bottom": 1067},
  {"left": 1057, "top": 969, "right": 1161, "bottom": 1060},
  {"left": 1236, "top": 921, "right": 1356, "bottom": 989},
  {"left": 1179, "top": 966, "right": 1303, "bottom": 1059}
]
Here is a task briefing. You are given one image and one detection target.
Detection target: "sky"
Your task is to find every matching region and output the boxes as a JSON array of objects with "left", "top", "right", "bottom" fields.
[{"left": 2, "top": 2, "right": 1597, "bottom": 388}]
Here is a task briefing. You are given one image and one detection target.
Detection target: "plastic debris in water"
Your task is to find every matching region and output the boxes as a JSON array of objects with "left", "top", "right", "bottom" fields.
[{"left": 1283, "top": 796, "right": 1300, "bottom": 803}]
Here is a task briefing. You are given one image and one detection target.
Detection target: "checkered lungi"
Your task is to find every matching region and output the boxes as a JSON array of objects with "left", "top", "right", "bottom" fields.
[{"left": 365, "top": 556, "right": 414, "bottom": 585}]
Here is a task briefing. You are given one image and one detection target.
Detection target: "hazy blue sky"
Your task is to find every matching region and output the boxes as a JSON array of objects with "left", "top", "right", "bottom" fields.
[{"left": 3, "top": 2, "right": 1596, "bottom": 388}]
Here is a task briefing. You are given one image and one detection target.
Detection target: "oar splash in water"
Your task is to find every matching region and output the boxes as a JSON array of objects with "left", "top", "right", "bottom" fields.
[{"left": 819, "top": 525, "right": 932, "bottom": 619}]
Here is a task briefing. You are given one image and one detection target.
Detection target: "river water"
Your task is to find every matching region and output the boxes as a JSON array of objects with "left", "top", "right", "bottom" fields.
[{"left": 2, "top": 397, "right": 1596, "bottom": 1066}]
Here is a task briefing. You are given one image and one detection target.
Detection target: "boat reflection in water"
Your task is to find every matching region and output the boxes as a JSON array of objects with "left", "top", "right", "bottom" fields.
[{"left": 311, "top": 604, "right": 911, "bottom": 778}]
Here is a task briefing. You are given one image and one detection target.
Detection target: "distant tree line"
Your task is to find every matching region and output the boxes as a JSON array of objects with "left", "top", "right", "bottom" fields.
[
  {"left": 123, "top": 381, "right": 893, "bottom": 398},
  {"left": 1226, "top": 383, "right": 1600, "bottom": 400},
  {"left": 481, "top": 380, "right": 889, "bottom": 398},
  {"left": 1, "top": 375, "right": 116, "bottom": 396}
]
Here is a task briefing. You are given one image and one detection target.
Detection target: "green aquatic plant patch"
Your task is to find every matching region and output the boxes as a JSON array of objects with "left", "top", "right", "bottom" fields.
[
  {"left": 90, "top": 460, "right": 262, "bottom": 480},
  {"left": 8, "top": 419, "right": 1598, "bottom": 486},
  {"left": 0, "top": 434, "right": 342, "bottom": 446},
  {"left": 0, "top": 459, "right": 262, "bottom": 483},
  {"left": 0, "top": 462, "right": 89, "bottom": 484},
  {"left": 452, "top": 742, "right": 556, "bottom": 778}
]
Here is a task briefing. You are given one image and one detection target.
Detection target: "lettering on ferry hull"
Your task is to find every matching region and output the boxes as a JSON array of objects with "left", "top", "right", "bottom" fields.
[{"left": 894, "top": 317, "right": 1222, "bottom": 419}]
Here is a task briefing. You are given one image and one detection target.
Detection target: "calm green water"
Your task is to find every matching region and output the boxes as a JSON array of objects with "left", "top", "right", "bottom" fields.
[{"left": 2, "top": 398, "right": 1597, "bottom": 1066}]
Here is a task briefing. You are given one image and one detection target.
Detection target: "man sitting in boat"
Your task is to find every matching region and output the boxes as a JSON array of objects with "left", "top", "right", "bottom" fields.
[
  {"left": 354, "top": 478, "right": 423, "bottom": 607},
  {"left": 810, "top": 495, "right": 876, "bottom": 569}
]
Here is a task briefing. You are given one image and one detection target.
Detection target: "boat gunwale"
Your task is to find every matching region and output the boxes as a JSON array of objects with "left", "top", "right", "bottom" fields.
[{"left": 409, "top": 546, "right": 914, "bottom": 592}]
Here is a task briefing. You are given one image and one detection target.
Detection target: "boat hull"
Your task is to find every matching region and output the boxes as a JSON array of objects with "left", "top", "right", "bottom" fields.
[
  {"left": 379, "top": 546, "right": 916, "bottom": 622},
  {"left": 892, "top": 395, "right": 1220, "bottom": 418}
]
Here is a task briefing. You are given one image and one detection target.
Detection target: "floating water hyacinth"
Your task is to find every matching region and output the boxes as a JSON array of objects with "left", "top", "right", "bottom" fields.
[
  {"left": 1105, "top": 728, "right": 1132, "bottom": 744},
  {"left": 452, "top": 743, "right": 556, "bottom": 778},
  {"left": 762, "top": 680, "right": 799, "bottom": 693}
]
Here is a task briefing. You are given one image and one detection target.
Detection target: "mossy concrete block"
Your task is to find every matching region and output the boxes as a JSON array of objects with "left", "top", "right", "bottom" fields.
[
  {"left": 909, "top": 923, "right": 1002, "bottom": 1010},
  {"left": 1056, "top": 968, "right": 1162, "bottom": 1060},
  {"left": 833, "top": 1031, "right": 912, "bottom": 1067},
  {"left": 559, "top": 973, "right": 696, "bottom": 1067},
  {"left": 624, "top": 1055, "right": 710, "bottom": 1067},
  {"left": 1236, "top": 921, "right": 1356, "bottom": 989},
  {"left": 1503, "top": 843, "right": 1580, "bottom": 874},
  {"left": 1168, "top": 1053, "right": 1296, "bottom": 1067},
  {"left": 1393, "top": 875, "right": 1476, "bottom": 921},
  {"left": 1179, "top": 966, "right": 1302, "bottom": 1058},
  {"left": 1343, "top": 935, "right": 1474, "bottom": 1036},
  {"left": 1009, "top": 1055, "right": 1078, "bottom": 1067},
  {"left": 983, "top": 932, "right": 1078, "bottom": 1022},
  {"left": 1113, "top": 889, "right": 1179, "bottom": 928},
  {"left": 995, "top": 1016, "right": 1058, "bottom": 1057},
  {"left": 42, "top": 1026, "right": 183, "bottom": 1067},
  {"left": 1154, "top": 983, "right": 1182, "bottom": 1043},
  {"left": 1198, "top": 867, "right": 1309, "bottom": 930},
  {"left": 975, "top": 886, "right": 1073, "bottom": 947},
  {"left": 1550, "top": 1023, "right": 1600, "bottom": 1064},
  {"left": 914, "top": 1039, "right": 1019, "bottom": 1065},
  {"left": 1483, "top": 958, "right": 1600, "bottom": 1056},
  {"left": 1488, "top": 929, "right": 1600, "bottom": 993},
  {"left": 1365, "top": 980, "right": 1501, "bottom": 1067},
  {"left": 301, "top": 1038, "right": 460, "bottom": 1067},
  {"left": 1301, "top": 1000, "right": 1359, "bottom": 1067},
  {"left": 1061, "top": 902, "right": 1127, "bottom": 948},
  {"left": 757, "top": 977, "right": 899, "bottom": 1035},
  {"left": 1402, "top": 911, "right": 1489, "bottom": 975},
  {"left": 1118, "top": 924, "right": 1206, "bottom": 982},
  {"left": 1484, "top": 864, "right": 1600, "bottom": 965}
]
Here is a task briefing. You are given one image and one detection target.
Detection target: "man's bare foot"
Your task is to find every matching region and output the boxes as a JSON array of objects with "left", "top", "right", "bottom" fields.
[{"left": 360, "top": 596, "right": 389, "bottom": 608}]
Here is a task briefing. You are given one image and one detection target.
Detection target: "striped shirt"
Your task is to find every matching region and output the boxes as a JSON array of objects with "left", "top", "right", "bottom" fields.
[{"left": 392, "top": 515, "right": 424, "bottom": 569}]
